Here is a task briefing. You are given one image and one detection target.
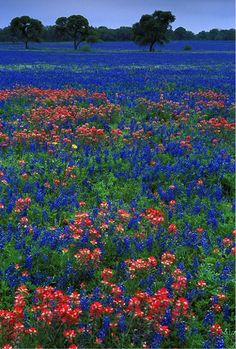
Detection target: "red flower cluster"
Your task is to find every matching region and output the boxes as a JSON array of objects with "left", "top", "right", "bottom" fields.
[
  {"left": 14, "top": 197, "right": 31, "bottom": 213},
  {"left": 210, "top": 324, "right": 223, "bottom": 336},
  {"left": 161, "top": 252, "right": 176, "bottom": 267},
  {"left": 172, "top": 297, "right": 189, "bottom": 322},
  {"left": 74, "top": 247, "right": 102, "bottom": 263},
  {"left": 0, "top": 131, "right": 10, "bottom": 147},
  {"left": 76, "top": 124, "right": 106, "bottom": 142},
  {"left": 89, "top": 301, "right": 113, "bottom": 317},
  {"left": 0, "top": 285, "right": 37, "bottom": 343},
  {"left": 141, "top": 208, "right": 164, "bottom": 225},
  {"left": 207, "top": 117, "right": 235, "bottom": 130},
  {"left": 125, "top": 256, "right": 157, "bottom": 276}
]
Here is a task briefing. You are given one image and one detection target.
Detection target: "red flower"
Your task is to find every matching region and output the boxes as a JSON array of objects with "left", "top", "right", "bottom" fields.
[
  {"left": 101, "top": 268, "right": 113, "bottom": 280},
  {"left": 168, "top": 224, "right": 177, "bottom": 233},
  {"left": 210, "top": 324, "right": 223, "bottom": 336},
  {"left": 89, "top": 302, "right": 104, "bottom": 316},
  {"left": 222, "top": 238, "right": 233, "bottom": 245},
  {"left": 231, "top": 247, "right": 236, "bottom": 255},
  {"left": 154, "top": 324, "right": 170, "bottom": 337},
  {"left": 197, "top": 280, "right": 207, "bottom": 288},
  {"left": 211, "top": 304, "right": 222, "bottom": 313}
]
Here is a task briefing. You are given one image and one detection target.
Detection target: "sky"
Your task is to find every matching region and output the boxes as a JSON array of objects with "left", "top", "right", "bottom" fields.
[{"left": 0, "top": 0, "right": 235, "bottom": 33}]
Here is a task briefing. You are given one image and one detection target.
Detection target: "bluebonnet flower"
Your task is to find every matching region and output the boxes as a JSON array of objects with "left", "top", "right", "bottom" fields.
[
  {"left": 118, "top": 314, "right": 126, "bottom": 332},
  {"left": 223, "top": 304, "right": 230, "bottom": 321},
  {"left": 165, "top": 276, "right": 174, "bottom": 292},
  {"left": 203, "top": 340, "right": 211, "bottom": 349},
  {"left": 160, "top": 309, "right": 172, "bottom": 326},
  {"left": 207, "top": 209, "right": 218, "bottom": 229},
  {"left": 151, "top": 332, "right": 163, "bottom": 349},
  {"left": 176, "top": 321, "right": 186, "bottom": 342},
  {"left": 192, "top": 256, "right": 199, "bottom": 272},
  {"left": 80, "top": 296, "right": 89, "bottom": 311},
  {"left": 204, "top": 311, "right": 215, "bottom": 326},
  {"left": 220, "top": 265, "right": 232, "bottom": 281},
  {"left": 92, "top": 287, "right": 101, "bottom": 301},
  {"left": 24, "top": 255, "right": 33, "bottom": 269},
  {"left": 96, "top": 315, "right": 110, "bottom": 340},
  {"left": 215, "top": 336, "right": 225, "bottom": 349},
  {"left": 146, "top": 234, "right": 153, "bottom": 252}
]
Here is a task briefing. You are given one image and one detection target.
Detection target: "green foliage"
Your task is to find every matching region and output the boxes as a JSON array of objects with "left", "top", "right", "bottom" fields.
[
  {"left": 79, "top": 44, "right": 91, "bottom": 52},
  {"left": 183, "top": 45, "right": 192, "bottom": 51},
  {"left": 10, "top": 16, "right": 43, "bottom": 49},
  {"left": 174, "top": 27, "right": 195, "bottom": 40},
  {"left": 55, "top": 15, "right": 89, "bottom": 50},
  {"left": 86, "top": 26, "right": 100, "bottom": 43},
  {"left": 132, "top": 10, "right": 175, "bottom": 51},
  {"left": 220, "top": 174, "right": 235, "bottom": 199},
  {"left": 1, "top": 20, "right": 235, "bottom": 43}
]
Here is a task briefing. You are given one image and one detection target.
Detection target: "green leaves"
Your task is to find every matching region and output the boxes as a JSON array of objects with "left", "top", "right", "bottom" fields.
[
  {"left": 132, "top": 10, "right": 175, "bottom": 51},
  {"left": 55, "top": 15, "right": 89, "bottom": 49},
  {"left": 10, "top": 16, "right": 43, "bottom": 49}
]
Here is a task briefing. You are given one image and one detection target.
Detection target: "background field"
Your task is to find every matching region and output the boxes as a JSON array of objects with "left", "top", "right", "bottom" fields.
[{"left": 0, "top": 40, "right": 235, "bottom": 349}]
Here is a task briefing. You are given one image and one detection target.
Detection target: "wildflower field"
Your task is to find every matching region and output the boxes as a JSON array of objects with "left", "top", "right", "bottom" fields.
[{"left": 0, "top": 41, "right": 235, "bottom": 348}]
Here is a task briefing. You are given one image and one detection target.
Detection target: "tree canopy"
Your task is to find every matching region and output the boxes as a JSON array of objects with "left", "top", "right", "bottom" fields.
[
  {"left": 132, "top": 10, "right": 175, "bottom": 51},
  {"left": 55, "top": 15, "right": 89, "bottom": 50},
  {"left": 0, "top": 15, "right": 234, "bottom": 45},
  {"left": 173, "top": 27, "right": 195, "bottom": 40},
  {"left": 10, "top": 16, "right": 43, "bottom": 49}
]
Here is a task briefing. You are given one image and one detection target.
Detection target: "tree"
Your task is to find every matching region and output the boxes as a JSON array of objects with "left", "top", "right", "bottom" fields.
[
  {"left": 132, "top": 10, "right": 175, "bottom": 51},
  {"left": 10, "top": 16, "right": 43, "bottom": 49},
  {"left": 55, "top": 15, "right": 89, "bottom": 50},
  {"left": 96, "top": 26, "right": 115, "bottom": 41},
  {"left": 174, "top": 27, "right": 195, "bottom": 40},
  {"left": 41, "top": 25, "right": 57, "bottom": 42},
  {"left": 86, "top": 26, "right": 100, "bottom": 43},
  {"left": 174, "top": 27, "right": 187, "bottom": 40},
  {"left": 0, "top": 27, "right": 12, "bottom": 42},
  {"left": 208, "top": 28, "right": 220, "bottom": 40},
  {"left": 196, "top": 31, "right": 208, "bottom": 40},
  {"left": 114, "top": 27, "right": 132, "bottom": 41}
]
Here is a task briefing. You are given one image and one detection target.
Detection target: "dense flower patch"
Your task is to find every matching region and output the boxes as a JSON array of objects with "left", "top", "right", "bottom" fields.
[{"left": 0, "top": 43, "right": 235, "bottom": 348}]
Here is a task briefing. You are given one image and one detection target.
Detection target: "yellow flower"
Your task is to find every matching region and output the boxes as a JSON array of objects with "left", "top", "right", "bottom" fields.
[{"left": 72, "top": 144, "right": 78, "bottom": 150}]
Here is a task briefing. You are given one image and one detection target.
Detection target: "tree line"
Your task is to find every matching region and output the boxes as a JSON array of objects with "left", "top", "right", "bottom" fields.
[{"left": 0, "top": 12, "right": 235, "bottom": 51}]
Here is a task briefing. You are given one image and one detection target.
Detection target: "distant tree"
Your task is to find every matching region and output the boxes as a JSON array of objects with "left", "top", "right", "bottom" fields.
[
  {"left": 55, "top": 15, "right": 89, "bottom": 49},
  {"left": 86, "top": 26, "right": 100, "bottom": 43},
  {"left": 185, "top": 30, "right": 195, "bottom": 40},
  {"left": 221, "top": 29, "right": 235, "bottom": 41},
  {"left": 208, "top": 28, "right": 220, "bottom": 40},
  {"left": 41, "top": 25, "right": 57, "bottom": 42},
  {"left": 174, "top": 27, "right": 187, "bottom": 40},
  {"left": 0, "top": 27, "right": 12, "bottom": 42},
  {"left": 196, "top": 28, "right": 235, "bottom": 41},
  {"left": 88, "top": 26, "right": 132, "bottom": 42},
  {"left": 132, "top": 10, "right": 175, "bottom": 51},
  {"left": 10, "top": 16, "right": 43, "bottom": 49},
  {"left": 196, "top": 30, "right": 208, "bottom": 40},
  {"left": 96, "top": 26, "right": 114, "bottom": 41},
  {"left": 174, "top": 27, "right": 195, "bottom": 40},
  {"left": 114, "top": 27, "right": 132, "bottom": 41}
]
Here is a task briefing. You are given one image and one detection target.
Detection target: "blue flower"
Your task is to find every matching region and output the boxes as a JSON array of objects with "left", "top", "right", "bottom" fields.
[
  {"left": 204, "top": 311, "right": 215, "bottom": 326},
  {"left": 215, "top": 336, "right": 225, "bottom": 349}
]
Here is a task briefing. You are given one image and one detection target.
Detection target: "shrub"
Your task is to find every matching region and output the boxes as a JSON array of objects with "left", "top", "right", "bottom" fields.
[
  {"left": 79, "top": 45, "right": 91, "bottom": 52},
  {"left": 183, "top": 45, "right": 192, "bottom": 51}
]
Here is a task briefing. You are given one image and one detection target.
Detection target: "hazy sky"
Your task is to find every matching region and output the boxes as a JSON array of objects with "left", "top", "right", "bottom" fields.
[{"left": 0, "top": 0, "right": 235, "bottom": 32}]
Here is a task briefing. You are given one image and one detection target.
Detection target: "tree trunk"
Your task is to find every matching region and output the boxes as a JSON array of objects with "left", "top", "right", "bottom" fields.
[
  {"left": 25, "top": 40, "right": 29, "bottom": 49},
  {"left": 74, "top": 39, "right": 78, "bottom": 50},
  {"left": 149, "top": 42, "right": 155, "bottom": 52}
]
